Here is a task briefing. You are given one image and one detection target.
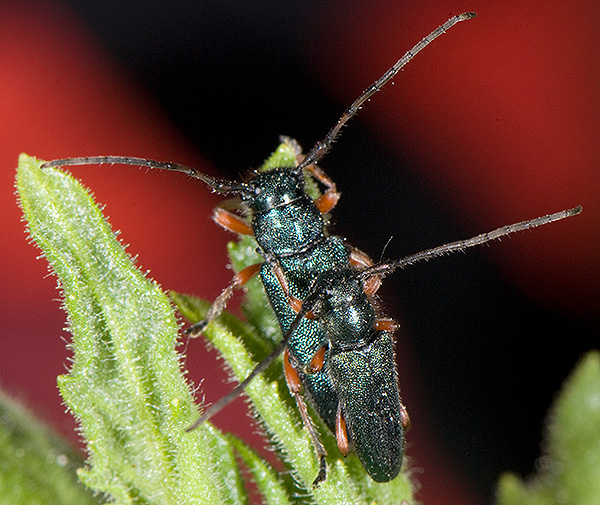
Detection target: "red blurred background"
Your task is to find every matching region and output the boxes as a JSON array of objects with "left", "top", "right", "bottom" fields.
[{"left": 1, "top": 1, "right": 598, "bottom": 504}]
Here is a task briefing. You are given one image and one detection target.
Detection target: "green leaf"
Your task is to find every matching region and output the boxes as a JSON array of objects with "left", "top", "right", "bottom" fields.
[
  {"left": 259, "top": 139, "right": 298, "bottom": 172},
  {"left": 0, "top": 389, "right": 99, "bottom": 505},
  {"left": 496, "top": 351, "right": 600, "bottom": 505},
  {"left": 228, "top": 435, "right": 293, "bottom": 505},
  {"left": 16, "top": 154, "right": 245, "bottom": 505}
]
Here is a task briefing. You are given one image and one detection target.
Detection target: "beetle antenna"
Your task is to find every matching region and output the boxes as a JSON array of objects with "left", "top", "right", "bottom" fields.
[
  {"left": 41, "top": 156, "right": 246, "bottom": 194},
  {"left": 297, "top": 12, "right": 476, "bottom": 173},
  {"left": 362, "top": 206, "right": 582, "bottom": 279}
]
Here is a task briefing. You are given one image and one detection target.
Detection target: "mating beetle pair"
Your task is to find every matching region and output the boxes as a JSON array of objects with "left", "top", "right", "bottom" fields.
[{"left": 42, "top": 11, "right": 581, "bottom": 487}]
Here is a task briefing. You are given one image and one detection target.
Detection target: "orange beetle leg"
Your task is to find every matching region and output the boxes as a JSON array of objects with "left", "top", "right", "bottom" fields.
[
  {"left": 307, "top": 346, "right": 327, "bottom": 374},
  {"left": 374, "top": 318, "right": 400, "bottom": 333},
  {"left": 400, "top": 402, "right": 411, "bottom": 431},
  {"left": 213, "top": 207, "right": 253, "bottom": 235},
  {"left": 336, "top": 407, "right": 350, "bottom": 456}
]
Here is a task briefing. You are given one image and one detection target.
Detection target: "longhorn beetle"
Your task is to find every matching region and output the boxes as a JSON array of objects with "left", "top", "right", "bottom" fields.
[{"left": 42, "top": 11, "right": 582, "bottom": 486}]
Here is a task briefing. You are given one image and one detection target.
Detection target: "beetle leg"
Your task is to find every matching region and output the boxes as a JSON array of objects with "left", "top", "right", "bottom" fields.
[
  {"left": 307, "top": 345, "right": 327, "bottom": 374},
  {"left": 313, "top": 189, "right": 340, "bottom": 215},
  {"left": 284, "top": 350, "right": 328, "bottom": 488},
  {"left": 212, "top": 207, "right": 253, "bottom": 235},
  {"left": 305, "top": 164, "right": 341, "bottom": 215},
  {"left": 187, "top": 262, "right": 261, "bottom": 336},
  {"left": 400, "top": 402, "right": 411, "bottom": 431},
  {"left": 374, "top": 318, "right": 400, "bottom": 333},
  {"left": 283, "top": 349, "right": 303, "bottom": 391},
  {"left": 270, "top": 260, "right": 317, "bottom": 319},
  {"left": 335, "top": 406, "right": 350, "bottom": 456},
  {"left": 348, "top": 246, "right": 382, "bottom": 296},
  {"left": 348, "top": 246, "right": 373, "bottom": 268}
]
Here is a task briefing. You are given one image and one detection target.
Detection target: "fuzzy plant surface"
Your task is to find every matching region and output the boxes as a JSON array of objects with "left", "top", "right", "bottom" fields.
[
  {"left": 0, "top": 389, "right": 99, "bottom": 505},
  {"left": 496, "top": 351, "right": 600, "bottom": 505},
  {"left": 14, "top": 147, "right": 415, "bottom": 505}
]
